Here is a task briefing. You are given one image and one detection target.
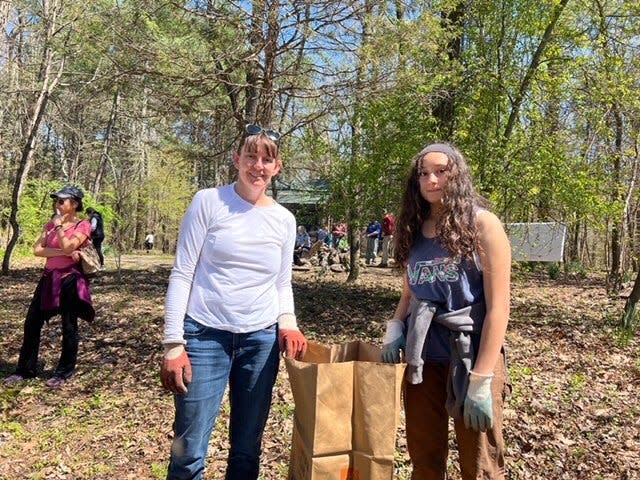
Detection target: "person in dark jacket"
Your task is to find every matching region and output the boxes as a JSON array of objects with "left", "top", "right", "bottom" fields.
[
  {"left": 365, "top": 220, "right": 382, "bottom": 265},
  {"left": 86, "top": 207, "right": 105, "bottom": 267}
]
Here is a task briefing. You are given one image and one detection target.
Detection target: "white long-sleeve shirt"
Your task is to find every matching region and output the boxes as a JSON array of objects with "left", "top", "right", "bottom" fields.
[{"left": 163, "top": 184, "right": 296, "bottom": 342}]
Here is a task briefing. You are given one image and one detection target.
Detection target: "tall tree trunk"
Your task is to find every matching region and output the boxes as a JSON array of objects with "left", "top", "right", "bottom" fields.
[
  {"left": 633, "top": 148, "right": 640, "bottom": 271},
  {"left": 92, "top": 89, "right": 120, "bottom": 198},
  {"left": 432, "top": 2, "right": 464, "bottom": 137},
  {"left": 2, "top": 0, "right": 65, "bottom": 274},
  {"left": 346, "top": 0, "right": 373, "bottom": 283},
  {"left": 622, "top": 145, "right": 639, "bottom": 271},
  {"left": 134, "top": 86, "right": 150, "bottom": 248},
  {"left": 607, "top": 107, "right": 624, "bottom": 294},
  {"left": 257, "top": 0, "right": 279, "bottom": 127},
  {"left": 538, "top": 59, "right": 563, "bottom": 219},
  {"left": 243, "top": 0, "right": 265, "bottom": 125},
  {"left": 502, "top": 0, "right": 569, "bottom": 143}
]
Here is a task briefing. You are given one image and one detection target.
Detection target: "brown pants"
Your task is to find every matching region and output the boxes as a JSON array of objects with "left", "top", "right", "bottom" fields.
[{"left": 404, "top": 356, "right": 507, "bottom": 480}]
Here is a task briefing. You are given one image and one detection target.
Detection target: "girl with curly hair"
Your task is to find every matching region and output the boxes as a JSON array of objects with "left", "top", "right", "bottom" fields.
[{"left": 381, "top": 142, "right": 511, "bottom": 479}]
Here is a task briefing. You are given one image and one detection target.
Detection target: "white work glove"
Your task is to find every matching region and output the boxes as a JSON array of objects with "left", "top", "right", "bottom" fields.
[
  {"left": 463, "top": 371, "right": 494, "bottom": 432},
  {"left": 381, "top": 319, "right": 406, "bottom": 363}
]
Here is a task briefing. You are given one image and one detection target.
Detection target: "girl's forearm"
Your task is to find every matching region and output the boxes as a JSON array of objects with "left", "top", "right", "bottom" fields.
[
  {"left": 473, "top": 312, "right": 509, "bottom": 375},
  {"left": 392, "top": 276, "right": 412, "bottom": 321}
]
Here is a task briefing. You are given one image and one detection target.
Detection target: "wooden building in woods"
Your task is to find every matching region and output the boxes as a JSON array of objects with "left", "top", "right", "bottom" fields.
[{"left": 269, "top": 178, "right": 329, "bottom": 228}]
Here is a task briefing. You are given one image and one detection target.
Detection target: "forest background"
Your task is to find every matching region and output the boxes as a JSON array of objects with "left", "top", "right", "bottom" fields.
[{"left": 2, "top": 0, "right": 640, "bottom": 298}]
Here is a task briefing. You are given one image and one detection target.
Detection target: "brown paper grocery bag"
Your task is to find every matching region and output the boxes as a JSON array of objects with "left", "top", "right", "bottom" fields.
[
  {"left": 288, "top": 422, "right": 353, "bottom": 480},
  {"left": 352, "top": 451, "right": 395, "bottom": 480},
  {"left": 286, "top": 340, "right": 406, "bottom": 480},
  {"left": 285, "top": 341, "right": 354, "bottom": 456},
  {"left": 353, "top": 357, "right": 406, "bottom": 457}
]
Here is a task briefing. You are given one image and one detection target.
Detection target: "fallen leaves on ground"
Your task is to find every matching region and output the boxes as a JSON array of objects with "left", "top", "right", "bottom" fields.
[{"left": 0, "top": 256, "right": 638, "bottom": 479}]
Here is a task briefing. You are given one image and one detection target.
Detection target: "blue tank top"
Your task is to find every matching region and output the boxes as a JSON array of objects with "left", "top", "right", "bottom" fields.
[{"left": 407, "top": 234, "right": 485, "bottom": 362}]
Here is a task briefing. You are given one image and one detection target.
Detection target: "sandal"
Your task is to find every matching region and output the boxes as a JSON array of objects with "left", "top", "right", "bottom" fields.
[
  {"left": 45, "top": 377, "right": 66, "bottom": 389},
  {"left": 3, "top": 374, "right": 24, "bottom": 386}
]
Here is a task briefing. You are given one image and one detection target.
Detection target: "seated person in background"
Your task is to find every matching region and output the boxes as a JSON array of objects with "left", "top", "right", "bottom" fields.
[
  {"left": 293, "top": 225, "right": 311, "bottom": 265},
  {"left": 324, "top": 231, "right": 334, "bottom": 247},
  {"left": 332, "top": 223, "right": 347, "bottom": 249},
  {"left": 317, "top": 226, "right": 328, "bottom": 243}
]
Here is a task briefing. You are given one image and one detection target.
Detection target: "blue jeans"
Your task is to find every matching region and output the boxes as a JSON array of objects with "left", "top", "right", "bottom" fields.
[
  {"left": 167, "top": 317, "right": 280, "bottom": 480},
  {"left": 366, "top": 237, "right": 379, "bottom": 263}
]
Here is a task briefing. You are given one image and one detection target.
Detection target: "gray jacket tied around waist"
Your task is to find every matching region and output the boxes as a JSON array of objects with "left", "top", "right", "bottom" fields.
[{"left": 405, "top": 297, "right": 486, "bottom": 418}]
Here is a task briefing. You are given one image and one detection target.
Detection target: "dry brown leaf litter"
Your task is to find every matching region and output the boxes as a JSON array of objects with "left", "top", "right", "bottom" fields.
[{"left": 0, "top": 256, "right": 638, "bottom": 479}]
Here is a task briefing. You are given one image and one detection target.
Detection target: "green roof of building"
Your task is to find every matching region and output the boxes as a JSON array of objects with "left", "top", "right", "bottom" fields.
[{"left": 269, "top": 178, "right": 329, "bottom": 205}]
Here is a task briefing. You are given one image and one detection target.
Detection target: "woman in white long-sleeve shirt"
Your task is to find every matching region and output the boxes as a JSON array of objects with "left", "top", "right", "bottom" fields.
[{"left": 161, "top": 125, "right": 308, "bottom": 480}]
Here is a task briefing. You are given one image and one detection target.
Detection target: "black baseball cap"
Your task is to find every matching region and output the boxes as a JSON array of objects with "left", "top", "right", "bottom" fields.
[{"left": 50, "top": 185, "right": 84, "bottom": 200}]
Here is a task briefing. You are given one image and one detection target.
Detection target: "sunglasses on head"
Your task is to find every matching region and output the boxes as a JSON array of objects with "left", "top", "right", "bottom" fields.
[{"left": 245, "top": 124, "right": 281, "bottom": 144}]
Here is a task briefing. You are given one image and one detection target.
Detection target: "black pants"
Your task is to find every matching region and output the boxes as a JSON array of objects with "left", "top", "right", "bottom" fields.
[
  {"left": 92, "top": 237, "right": 104, "bottom": 266},
  {"left": 16, "top": 275, "right": 81, "bottom": 379}
]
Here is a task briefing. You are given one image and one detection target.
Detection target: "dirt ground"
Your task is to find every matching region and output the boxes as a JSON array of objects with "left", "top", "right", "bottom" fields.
[{"left": 0, "top": 254, "right": 638, "bottom": 479}]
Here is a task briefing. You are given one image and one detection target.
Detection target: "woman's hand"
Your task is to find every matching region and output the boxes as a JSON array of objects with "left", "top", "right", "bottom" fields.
[
  {"left": 277, "top": 313, "right": 308, "bottom": 360},
  {"left": 70, "top": 250, "right": 81, "bottom": 263},
  {"left": 161, "top": 344, "right": 192, "bottom": 394},
  {"left": 52, "top": 211, "right": 62, "bottom": 227}
]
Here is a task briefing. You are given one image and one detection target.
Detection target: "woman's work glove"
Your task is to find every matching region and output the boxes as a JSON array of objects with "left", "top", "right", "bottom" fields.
[
  {"left": 464, "top": 371, "right": 494, "bottom": 432},
  {"left": 381, "top": 319, "right": 406, "bottom": 363},
  {"left": 278, "top": 313, "right": 308, "bottom": 360},
  {"left": 161, "top": 343, "right": 192, "bottom": 395}
]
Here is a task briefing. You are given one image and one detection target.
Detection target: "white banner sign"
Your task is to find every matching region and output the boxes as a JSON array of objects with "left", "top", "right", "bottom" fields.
[{"left": 506, "top": 222, "right": 566, "bottom": 262}]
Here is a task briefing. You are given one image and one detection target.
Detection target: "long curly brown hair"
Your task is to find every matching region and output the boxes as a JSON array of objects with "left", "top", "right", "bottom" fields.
[{"left": 394, "top": 142, "right": 489, "bottom": 268}]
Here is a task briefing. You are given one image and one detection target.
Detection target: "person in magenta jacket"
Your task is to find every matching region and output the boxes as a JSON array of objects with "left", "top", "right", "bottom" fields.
[{"left": 4, "top": 185, "right": 94, "bottom": 389}]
